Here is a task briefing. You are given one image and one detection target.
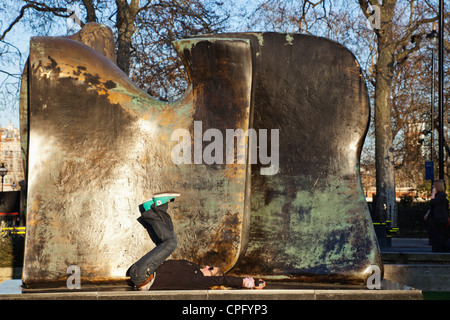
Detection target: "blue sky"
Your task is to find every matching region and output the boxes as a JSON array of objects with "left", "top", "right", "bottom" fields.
[
  {"left": 0, "top": 0, "right": 380, "bottom": 130},
  {"left": 0, "top": 1, "right": 44, "bottom": 128},
  {"left": 0, "top": 0, "right": 257, "bottom": 129},
  {"left": 0, "top": 18, "right": 27, "bottom": 128}
]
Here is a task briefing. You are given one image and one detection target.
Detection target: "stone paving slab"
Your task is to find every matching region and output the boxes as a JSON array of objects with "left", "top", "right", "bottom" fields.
[
  {"left": 384, "top": 264, "right": 450, "bottom": 292},
  {"left": 0, "top": 279, "right": 422, "bottom": 300}
]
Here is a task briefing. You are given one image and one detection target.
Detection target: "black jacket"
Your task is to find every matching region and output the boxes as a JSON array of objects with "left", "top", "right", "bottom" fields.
[
  {"left": 149, "top": 259, "right": 244, "bottom": 290},
  {"left": 430, "top": 192, "right": 449, "bottom": 224}
]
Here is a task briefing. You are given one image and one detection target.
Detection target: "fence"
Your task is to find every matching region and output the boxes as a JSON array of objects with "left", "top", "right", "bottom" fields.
[
  {"left": 1, "top": 226, "right": 26, "bottom": 235},
  {"left": 0, "top": 212, "right": 20, "bottom": 227},
  {"left": 397, "top": 205, "right": 429, "bottom": 238},
  {"left": 369, "top": 201, "right": 430, "bottom": 238}
]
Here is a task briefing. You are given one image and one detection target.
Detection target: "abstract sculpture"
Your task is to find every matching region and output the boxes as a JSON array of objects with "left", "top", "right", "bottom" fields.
[{"left": 20, "top": 23, "right": 382, "bottom": 288}]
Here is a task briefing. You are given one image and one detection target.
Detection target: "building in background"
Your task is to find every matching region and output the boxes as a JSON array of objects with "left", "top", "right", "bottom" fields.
[{"left": 0, "top": 122, "right": 24, "bottom": 191}]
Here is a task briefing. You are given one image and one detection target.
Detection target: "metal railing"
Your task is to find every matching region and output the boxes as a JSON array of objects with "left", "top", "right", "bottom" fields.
[{"left": 1, "top": 226, "right": 26, "bottom": 235}]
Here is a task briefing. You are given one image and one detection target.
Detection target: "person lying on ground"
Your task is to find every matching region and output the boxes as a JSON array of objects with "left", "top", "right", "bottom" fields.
[{"left": 128, "top": 192, "right": 265, "bottom": 290}]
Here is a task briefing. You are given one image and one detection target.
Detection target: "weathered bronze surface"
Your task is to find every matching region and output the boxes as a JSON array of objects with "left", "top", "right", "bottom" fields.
[
  {"left": 199, "top": 33, "right": 383, "bottom": 283},
  {"left": 21, "top": 23, "right": 252, "bottom": 287},
  {"left": 20, "top": 24, "right": 382, "bottom": 288}
]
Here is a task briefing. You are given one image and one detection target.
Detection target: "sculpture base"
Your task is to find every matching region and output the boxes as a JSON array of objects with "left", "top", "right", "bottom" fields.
[{"left": 0, "top": 279, "right": 422, "bottom": 300}]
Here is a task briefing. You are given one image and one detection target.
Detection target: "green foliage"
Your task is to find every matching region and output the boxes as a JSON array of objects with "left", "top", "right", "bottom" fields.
[
  {"left": 0, "top": 224, "right": 25, "bottom": 268},
  {"left": 0, "top": 233, "right": 14, "bottom": 268}
]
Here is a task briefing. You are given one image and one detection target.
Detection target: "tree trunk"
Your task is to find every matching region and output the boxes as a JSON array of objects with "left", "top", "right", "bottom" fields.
[
  {"left": 82, "top": 0, "right": 97, "bottom": 23},
  {"left": 373, "top": 0, "right": 398, "bottom": 225},
  {"left": 115, "top": 0, "right": 140, "bottom": 75}
]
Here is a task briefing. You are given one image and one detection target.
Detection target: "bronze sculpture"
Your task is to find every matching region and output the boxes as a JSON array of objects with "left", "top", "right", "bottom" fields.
[{"left": 20, "top": 23, "right": 382, "bottom": 288}]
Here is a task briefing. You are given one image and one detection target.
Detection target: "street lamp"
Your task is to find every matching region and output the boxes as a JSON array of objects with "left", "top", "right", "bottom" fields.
[
  {"left": 438, "top": 0, "right": 445, "bottom": 179},
  {"left": 426, "top": 25, "right": 438, "bottom": 178},
  {"left": 0, "top": 162, "right": 7, "bottom": 192}
]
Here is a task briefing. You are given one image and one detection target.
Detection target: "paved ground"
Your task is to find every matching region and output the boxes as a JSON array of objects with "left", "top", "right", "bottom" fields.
[
  {"left": 0, "top": 279, "right": 423, "bottom": 300},
  {"left": 1, "top": 237, "right": 446, "bottom": 300},
  {"left": 383, "top": 238, "right": 432, "bottom": 252}
]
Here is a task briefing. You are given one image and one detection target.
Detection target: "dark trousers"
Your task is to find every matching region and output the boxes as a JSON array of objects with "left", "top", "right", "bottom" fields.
[
  {"left": 430, "top": 221, "right": 450, "bottom": 253},
  {"left": 129, "top": 203, "right": 178, "bottom": 286}
]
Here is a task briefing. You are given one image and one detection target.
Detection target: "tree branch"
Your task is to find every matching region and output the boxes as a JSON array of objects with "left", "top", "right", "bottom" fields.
[
  {"left": 0, "top": 2, "right": 69, "bottom": 42},
  {"left": 358, "top": 0, "right": 381, "bottom": 20},
  {"left": 0, "top": 69, "right": 22, "bottom": 79}
]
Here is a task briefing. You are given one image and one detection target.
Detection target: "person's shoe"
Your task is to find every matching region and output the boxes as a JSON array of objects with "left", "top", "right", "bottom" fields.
[
  {"left": 141, "top": 192, "right": 181, "bottom": 211},
  {"left": 141, "top": 199, "right": 155, "bottom": 212},
  {"left": 135, "top": 273, "right": 155, "bottom": 291},
  {"left": 153, "top": 192, "right": 181, "bottom": 206}
]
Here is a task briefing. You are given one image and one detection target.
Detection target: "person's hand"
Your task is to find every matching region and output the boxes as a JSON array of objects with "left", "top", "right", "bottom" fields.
[
  {"left": 242, "top": 277, "right": 266, "bottom": 289},
  {"left": 242, "top": 277, "right": 255, "bottom": 288}
]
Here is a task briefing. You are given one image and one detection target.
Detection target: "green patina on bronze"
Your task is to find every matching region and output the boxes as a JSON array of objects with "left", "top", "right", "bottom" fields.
[{"left": 197, "top": 33, "right": 382, "bottom": 283}]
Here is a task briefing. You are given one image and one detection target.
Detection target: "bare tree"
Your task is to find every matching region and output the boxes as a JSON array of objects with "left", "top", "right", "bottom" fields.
[
  {"left": 130, "top": 1, "right": 227, "bottom": 100},
  {"left": 0, "top": 0, "right": 228, "bottom": 103},
  {"left": 242, "top": 0, "right": 449, "bottom": 219},
  {"left": 357, "top": 0, "right": 448, "bottom": 222}
]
